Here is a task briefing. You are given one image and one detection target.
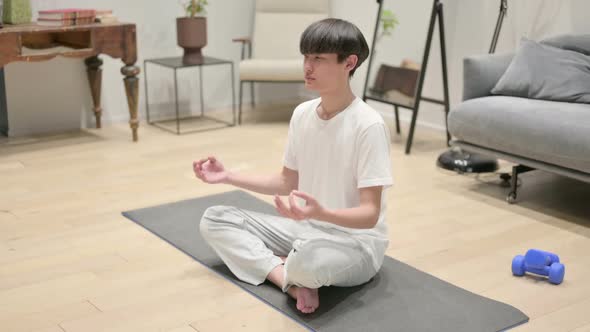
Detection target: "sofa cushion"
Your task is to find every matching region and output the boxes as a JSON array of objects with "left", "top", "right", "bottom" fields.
[
  {"left": 448, "top": 96, "right": 590, "bottom": 173},
  {"left": 542, "top": 33, "right": 590, "bottom": 56},
  {"left": 491, "top": 38, "right": 590, "bottom": 104},
  {"left": 463, "top": 52, "right": 514, "bottom": 101}
]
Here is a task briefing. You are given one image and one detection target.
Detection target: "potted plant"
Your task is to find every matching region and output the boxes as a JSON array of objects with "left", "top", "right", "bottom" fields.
[
  {"left": 177, "top": 0, "right": 208, "bottom": 64},
  {"left": 368, "top": 9, "right": 399, "bottom": 70},
  {"left": 376, "top": 9, "right": 399, "bottom": 45}
]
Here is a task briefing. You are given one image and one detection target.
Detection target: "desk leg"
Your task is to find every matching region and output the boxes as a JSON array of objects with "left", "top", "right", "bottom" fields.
[
  {"left": 122, "top": 65, "right": 140, "bottom": 142},
  {"left": 85, "top": 56, "right": 103, "bottom": 129},
  {"left": 0, "top": 68, "right": 8, "bottom": 136}
]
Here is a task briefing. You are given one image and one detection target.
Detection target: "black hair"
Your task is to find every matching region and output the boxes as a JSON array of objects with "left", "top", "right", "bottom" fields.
[{"left": 300, "top": 18, "right": 370, "bottom": 77}]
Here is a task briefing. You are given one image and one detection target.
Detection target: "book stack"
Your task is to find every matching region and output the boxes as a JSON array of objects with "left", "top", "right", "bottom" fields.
[
  {"left": 36, "top": 9, "right": 96, "bottom": 26},
  {"left": 95, "top": 10, "right": 118, "bottom": 23}
]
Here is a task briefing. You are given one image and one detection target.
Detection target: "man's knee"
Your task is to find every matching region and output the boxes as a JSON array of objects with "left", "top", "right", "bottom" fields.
[
  {"left": 199, "top": 205, "right": 242, "bottom": 239},
  {"left": 285, "top": 238, "right": 373, "bottom": 289},
  {"left": 284, "top": 240, "right": 330, "bottom": 289}
]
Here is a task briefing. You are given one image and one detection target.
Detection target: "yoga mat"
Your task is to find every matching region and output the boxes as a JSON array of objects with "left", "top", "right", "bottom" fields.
[{"left": 123, "top": 190, "right": 528, "bottom": 332}]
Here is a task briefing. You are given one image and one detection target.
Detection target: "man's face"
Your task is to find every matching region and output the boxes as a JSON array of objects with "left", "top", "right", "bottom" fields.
[{"left": 303, "top": 53, "right": 355, "bottom": 92}]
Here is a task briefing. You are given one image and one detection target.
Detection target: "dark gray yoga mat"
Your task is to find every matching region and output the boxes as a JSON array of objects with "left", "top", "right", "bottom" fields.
[{"left": 122, "top": 190, "right": 528, "bottom": 332}]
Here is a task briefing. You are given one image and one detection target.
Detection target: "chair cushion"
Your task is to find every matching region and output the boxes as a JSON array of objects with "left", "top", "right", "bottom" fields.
[
  {"left": 239, "top": 59, "right": 303, "bottom": 81},
  {"left": 491, "top": 38, "right": 590, "bottom": 104},
  {"left": 448, "top": 96, "right": 590, "bottom": 173}
]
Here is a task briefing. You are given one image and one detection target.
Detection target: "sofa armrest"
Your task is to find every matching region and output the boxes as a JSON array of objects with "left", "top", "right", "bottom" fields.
[{"left": 463, "top": 52, "right": 514, "bottom": 101}]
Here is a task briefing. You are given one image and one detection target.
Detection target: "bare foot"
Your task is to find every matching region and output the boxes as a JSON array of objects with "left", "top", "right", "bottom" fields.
[
  {"left": 267, "top": 260, "right": 318, "bottom": 313},
  {"left": 295, "top": 287, "right": 319, "bottom": 314}
]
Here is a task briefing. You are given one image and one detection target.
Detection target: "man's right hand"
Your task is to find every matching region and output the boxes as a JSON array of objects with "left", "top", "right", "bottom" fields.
[{"left": 193, "top": 156, "right": 229, "bottom": 184}]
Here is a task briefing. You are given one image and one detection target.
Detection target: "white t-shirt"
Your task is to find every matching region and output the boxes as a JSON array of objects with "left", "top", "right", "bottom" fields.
[{"left": 283, "top": 96, "right": 393, "bottom": 270}]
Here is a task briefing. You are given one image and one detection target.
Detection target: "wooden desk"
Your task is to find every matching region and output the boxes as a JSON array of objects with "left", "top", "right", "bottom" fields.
[{"left": 0, "top": 23, "right": 140, "bottom": 141}]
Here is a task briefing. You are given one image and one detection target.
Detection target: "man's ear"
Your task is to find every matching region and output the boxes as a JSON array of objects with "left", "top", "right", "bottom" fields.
[{"left": 345, "top": 54, "right": 358, "bottom": 71}]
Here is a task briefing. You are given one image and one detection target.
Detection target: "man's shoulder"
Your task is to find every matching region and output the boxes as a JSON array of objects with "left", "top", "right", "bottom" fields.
[
  {"left": 350, "top": 98, "right": 386, "bottom": 128},
  {"left": 291, "top": 98, "right": 320, "bottom": 121},
  {"left": 295, "top": 98, "right": 320, "bottom": 113}
]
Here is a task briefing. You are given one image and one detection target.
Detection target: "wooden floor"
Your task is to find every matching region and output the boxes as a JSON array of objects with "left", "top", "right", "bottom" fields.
[{"left": 1, "top": 110, "right": 589, "bottom": 332}]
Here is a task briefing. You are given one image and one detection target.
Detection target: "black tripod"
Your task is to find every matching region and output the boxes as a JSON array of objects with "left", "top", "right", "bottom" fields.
[
  {"left": 490, "top": 0, "right": 508, "bottom": 54},
  {"left": 363, "top": 0, "right": 450, "bottom": 155}
]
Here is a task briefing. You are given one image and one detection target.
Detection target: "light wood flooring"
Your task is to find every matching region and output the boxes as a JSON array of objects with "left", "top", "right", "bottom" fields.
[{"left": 1, "top": 108, "right": 589, "bottom": 332}]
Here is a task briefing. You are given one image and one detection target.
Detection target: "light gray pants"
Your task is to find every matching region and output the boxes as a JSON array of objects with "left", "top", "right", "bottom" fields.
[{"left": 200, "top": 205, "right": 377, "bottom": 292}]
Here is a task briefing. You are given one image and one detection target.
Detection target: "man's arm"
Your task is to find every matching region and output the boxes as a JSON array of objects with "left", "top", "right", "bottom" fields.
[
  {"left": 226, "top": 166, "right": 298, "bottom": 196},
  {"left": 276, "top": 186, "right": 382, "bottom": 229},
  {"left": 193, "top": 157, "right": 298, "bottom": 195},
  {"left": 316, "top": 186, "right": 382, "bottom": 229}
]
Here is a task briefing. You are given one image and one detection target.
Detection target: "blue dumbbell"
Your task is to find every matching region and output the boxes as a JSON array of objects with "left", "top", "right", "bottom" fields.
[{"left": 512, "top": 249, "right": 565, "bottom": 284}]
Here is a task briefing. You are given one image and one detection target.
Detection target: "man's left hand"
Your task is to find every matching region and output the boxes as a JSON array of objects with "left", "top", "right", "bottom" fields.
[{"left": 274, "top": 190, "right": 323, "bottom": 221}]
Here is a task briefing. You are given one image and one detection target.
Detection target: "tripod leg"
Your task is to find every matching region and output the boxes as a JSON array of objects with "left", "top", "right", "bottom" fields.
[
  {"left": 406, "top": 0, "right": 438, "bottom": 154},
  {"left": 437, "top": 3, "right": 451, "bottom": 146},
  {"left": 490, "top": 0, "right": 508, "bottom": 53},
  {"left": 394, "top": 105, "right": 400, "bottom": 134}
]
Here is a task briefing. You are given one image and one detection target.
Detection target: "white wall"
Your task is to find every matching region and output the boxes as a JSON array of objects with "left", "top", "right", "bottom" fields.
[
  {"left": 4, "top": 0, "right": 590, "bottom": 136},
  {"left": 5, "top": 57, "right": 90, "bottom": 136}
]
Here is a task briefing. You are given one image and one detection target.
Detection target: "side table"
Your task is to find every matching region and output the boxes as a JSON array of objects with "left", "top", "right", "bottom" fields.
[{"left": 144, "top": 56, "right": 236, "bottom": 134}]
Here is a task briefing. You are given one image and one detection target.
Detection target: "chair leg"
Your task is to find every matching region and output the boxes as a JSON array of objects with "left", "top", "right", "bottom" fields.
[
  {"left": 239, "top": 81, "right": 243, "bottom": 125},
  {"left": 250, "top": 82, "right": 255, "bottom": 107},
  {"left": 394, "top": 105, "right": 401, "bottom": 134}
]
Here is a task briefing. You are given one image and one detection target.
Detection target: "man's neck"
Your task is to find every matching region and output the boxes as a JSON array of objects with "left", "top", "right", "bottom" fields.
[{"left": 318, "top": 86, "right": 356, "bottom": 120}]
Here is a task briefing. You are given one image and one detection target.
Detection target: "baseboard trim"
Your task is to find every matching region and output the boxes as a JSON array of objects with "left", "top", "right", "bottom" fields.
[{"left": 97, "top": 98, "right": 448, "bottom": 134}]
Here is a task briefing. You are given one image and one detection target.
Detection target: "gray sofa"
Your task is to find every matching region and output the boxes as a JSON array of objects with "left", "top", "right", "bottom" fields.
[{"left": 448, "top": 34, "right": 590, "bottom": 203}]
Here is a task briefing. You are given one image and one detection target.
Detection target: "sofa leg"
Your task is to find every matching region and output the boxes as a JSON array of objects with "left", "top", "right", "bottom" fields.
[
  {"left": 500, "top": 173, "right": 511, "bottom": 187},
  {"left": 506, "top": 165, "right": 535, "bottom": 204},
  {"left": 507, "top": 166, "right": 518, "bottom": 204}
]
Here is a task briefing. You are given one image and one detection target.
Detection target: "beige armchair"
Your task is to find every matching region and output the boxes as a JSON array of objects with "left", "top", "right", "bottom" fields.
[{"left": 233, "top": 0, "right": 330, "bottom": 124}]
